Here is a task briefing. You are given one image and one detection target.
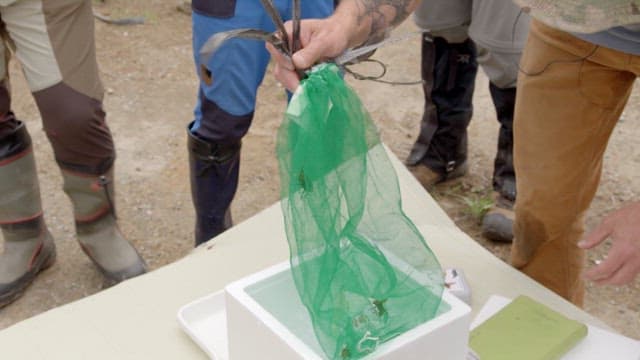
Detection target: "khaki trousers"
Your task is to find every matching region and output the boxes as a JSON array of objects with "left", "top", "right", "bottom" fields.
[
  {"left": 511, "top": 20, "right": 640, "bottom": 305},
  {"left": 0, "top": 0, "right": 113, "bottom": 174}
]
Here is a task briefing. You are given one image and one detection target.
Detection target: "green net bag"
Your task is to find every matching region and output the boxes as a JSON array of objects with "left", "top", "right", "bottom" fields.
[{"left": 276, "top": 63, "right": 444, "bottom": 359}]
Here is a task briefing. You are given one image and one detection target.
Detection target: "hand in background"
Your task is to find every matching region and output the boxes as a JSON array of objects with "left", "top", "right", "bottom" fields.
[{"left": 579, "top": 201, "right": 640, "bottom": 286}]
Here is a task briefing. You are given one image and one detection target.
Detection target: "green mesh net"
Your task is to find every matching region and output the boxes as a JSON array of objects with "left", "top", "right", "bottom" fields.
[{"left": 276, "top": 63, "right": 445, "bottom": 359}]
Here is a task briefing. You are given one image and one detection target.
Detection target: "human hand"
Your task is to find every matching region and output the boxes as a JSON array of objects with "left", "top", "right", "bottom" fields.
[
  {"left": 266, "top": 17, "right": 351, "bottom": 92},
  {"left": 266, "top": 0, "right": 421, "bottom": 91},
  {"left": 579, "top": 201, "right": 640, "bottom": 286}
]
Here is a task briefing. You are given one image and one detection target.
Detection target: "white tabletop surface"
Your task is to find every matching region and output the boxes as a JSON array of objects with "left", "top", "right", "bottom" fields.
[{"left": 0, "top": 147, "right": 611, "bottom": 359}]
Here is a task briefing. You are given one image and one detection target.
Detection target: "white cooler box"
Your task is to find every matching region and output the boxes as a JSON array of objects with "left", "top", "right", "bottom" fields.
[{"left": 225, "top": 261, "right": 471, "bottom": 359}]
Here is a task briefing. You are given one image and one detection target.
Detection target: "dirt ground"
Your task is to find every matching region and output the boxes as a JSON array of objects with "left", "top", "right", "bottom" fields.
[{"left": 1, "top": 0, "right": 638, "bottom": 341}]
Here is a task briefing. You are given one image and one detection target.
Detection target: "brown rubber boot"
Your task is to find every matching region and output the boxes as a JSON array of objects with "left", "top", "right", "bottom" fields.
[
  {"left": 409, "top": 161, "right": 468, "bottom": 189},
  {"left": 481, "top": 192, "right": 514, "bottom": 243},
  {"left": 62, "top": 167, "right": 146, "bottom": 283},
  {"left": 0, "top": 121, "right": 56, "bottom": 308}
]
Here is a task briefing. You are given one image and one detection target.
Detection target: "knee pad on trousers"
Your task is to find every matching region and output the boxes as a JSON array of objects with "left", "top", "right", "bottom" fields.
[
  {"left": 194, "top": 89, "right": 254, "bottom": 144},
  {"left": 33, "top": 83, "right": 114, "bottom": 175}
]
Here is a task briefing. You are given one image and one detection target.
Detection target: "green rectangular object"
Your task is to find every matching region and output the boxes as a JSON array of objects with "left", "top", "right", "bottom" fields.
[{"left": 469, "top": 295, "right": 588, "bottom": 360}]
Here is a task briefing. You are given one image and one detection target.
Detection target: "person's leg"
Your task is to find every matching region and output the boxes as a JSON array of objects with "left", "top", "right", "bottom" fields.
[
  {"left": 0, "top": 5, "right": 56, "bottom": 307},
  {"left": 467, "top": 0, "right": 530, "bottom": 242},
  {"left": 479, "top": 81, "right": 516, "bottom": 242},
  {"left": 190, "top": 1, "right": 270, "bottom": 246},
  {"left": 512, "top": 20, "right": 636, "bottom": 305},
  {"left": 406, "top": 0, "right": 478, "bottom": 185},
  {"left": 189, "top": 0, "right": 333, "bottom": 246},
  {"left": 2, "top": 0, "right": 146, "bottom": 283},
  {"left": 0, "top": 116, "right": 56, "bottom": 307}
]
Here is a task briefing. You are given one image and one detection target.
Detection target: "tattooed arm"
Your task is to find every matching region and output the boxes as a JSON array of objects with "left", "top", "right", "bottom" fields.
[
  {"left": 267, "top": 0, "right": 420, "bottom": 91},
  {"left": 343, "top": 0, "right": 419, "bottom": 48}
]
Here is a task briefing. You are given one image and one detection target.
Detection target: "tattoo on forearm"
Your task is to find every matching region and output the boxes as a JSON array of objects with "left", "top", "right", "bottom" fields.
[{"left": 355, "top": 0, "right": 412, "bottom": 44}]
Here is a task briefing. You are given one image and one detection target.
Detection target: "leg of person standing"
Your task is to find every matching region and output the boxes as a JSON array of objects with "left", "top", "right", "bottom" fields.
[
  {"left": 511, "top": 20, "right": 638, "bottom": 305},
  {"left": 407, "top": 0, "right": 477, "bottom": 185},
  {"left": 0, "top": 0, "right": 146, "bottom": 306},
  {"left": 408, "top": 0, "right": 529, "bottom": 243},
  {"left": 189, "top": 0, "right": 334, "bottom": 246},
  {"left": 0, "top": 113, "right": 55, "bottom": 307},
  {"left": 468, "top": 0, "right": 529, "bottom": 242}
]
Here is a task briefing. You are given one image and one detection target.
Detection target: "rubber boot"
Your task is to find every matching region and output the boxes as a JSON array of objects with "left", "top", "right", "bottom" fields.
[
  {"left": 188, "top": 122, "right": 239, "bottom": 246},
  {"left": 481, "top": 83, "right": 516, "bottom": 243},
  {"left": 62, "top": 167, "right": 146, "bottom": 283},
  {"left": 0, "top": 119, "right": 56, "bottom": 307},
  {"left": 406, "top": 35, "right": 478, "bottom": 187}
]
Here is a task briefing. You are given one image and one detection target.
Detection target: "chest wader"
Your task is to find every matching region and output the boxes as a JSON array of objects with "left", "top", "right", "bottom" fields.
[
  {"left": 406, "top": 35, "right": 477, "bottom": 184},
  {"left": 187, "top": 124, "right": 238, "bottom": 246},
  {"left": 0, "top": 119, "right": 56, "bottom": 307}
]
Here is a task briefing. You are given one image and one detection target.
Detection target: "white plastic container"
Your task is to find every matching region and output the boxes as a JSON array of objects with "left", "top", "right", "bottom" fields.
[{"left": 225, "top": 261, "right": 471, "bottom": 359}]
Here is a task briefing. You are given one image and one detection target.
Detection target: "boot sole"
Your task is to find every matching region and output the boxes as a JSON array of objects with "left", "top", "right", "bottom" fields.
[
  {"left": 78, "top": 242, "right": 147, "bottom": 286},
  {"left": 0, "top": 240, "right": 57, "bottom": 308}
]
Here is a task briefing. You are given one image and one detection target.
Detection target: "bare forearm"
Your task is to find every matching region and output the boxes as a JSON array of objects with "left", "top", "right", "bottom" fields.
[
  {"left": 267, "top": 0, "right": 420, "bottom": 91},
  {"left": 333, "top": 0, "right": 420, "bottom": 48}
]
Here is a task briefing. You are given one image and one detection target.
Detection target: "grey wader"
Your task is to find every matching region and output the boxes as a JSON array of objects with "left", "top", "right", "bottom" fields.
[
  {"left": 62, "top": 166, "right": 147, "bottom": 283},
  {"left": 0, "top": 120, "right": 146, "bottom": 308},
  {"left": 0, "top": 119, "right": 56, "bottom": 307}
]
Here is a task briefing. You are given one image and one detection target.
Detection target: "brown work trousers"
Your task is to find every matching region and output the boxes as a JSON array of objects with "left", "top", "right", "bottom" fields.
[
  {"left": 0, "top": 0, "right": 112, "bottom": 174},
  {"left": 511, "top": 19, "right": 640, "bottom": 306}
]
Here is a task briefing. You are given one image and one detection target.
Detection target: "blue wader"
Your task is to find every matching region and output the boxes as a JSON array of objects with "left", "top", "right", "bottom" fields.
[{"left": 189, "top": 0, "right": 334, "bottom": 245}]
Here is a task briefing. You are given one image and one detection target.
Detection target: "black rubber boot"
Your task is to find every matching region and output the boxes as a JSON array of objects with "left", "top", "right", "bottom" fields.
[
  {"left": 489, "top": 83, "right": 516, "bottom": 201},
  {"left": 188, "top": 122, "right": 239, "bottom": 246},
  {"left": 0, "top": 119, "right": 56, "bottom": 308},
  {"left": 406, "top": 35, "right": 478, "bottom": 185},
  {"left": 481, "top": 84, "right": 517, "bottom": 243}
]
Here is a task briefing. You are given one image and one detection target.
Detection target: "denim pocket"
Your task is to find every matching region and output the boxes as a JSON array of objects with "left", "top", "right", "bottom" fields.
[{"left": 192, "top": 0, "right": 237, "bottom": 18}]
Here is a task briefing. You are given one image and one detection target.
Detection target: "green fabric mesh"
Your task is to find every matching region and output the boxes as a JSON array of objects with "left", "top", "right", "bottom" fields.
[{"left": 276, "top": 64, "right": 445, "bottom": 359}]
